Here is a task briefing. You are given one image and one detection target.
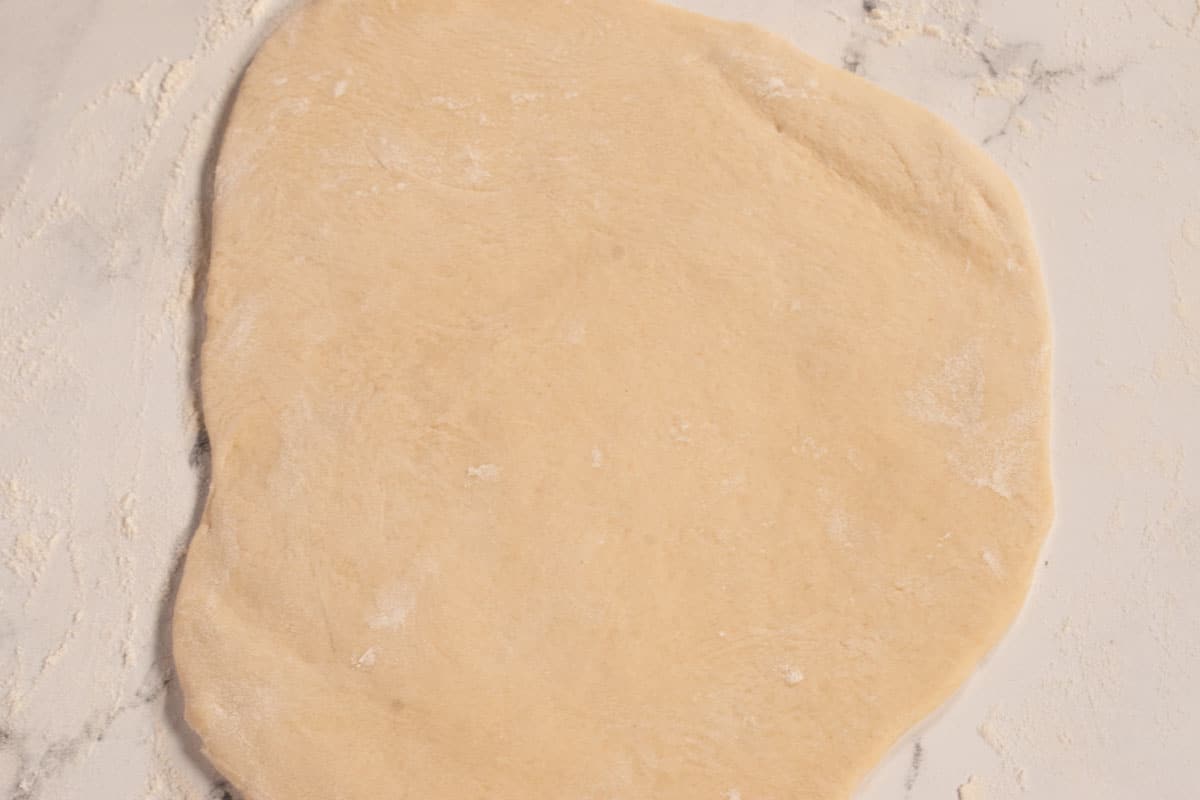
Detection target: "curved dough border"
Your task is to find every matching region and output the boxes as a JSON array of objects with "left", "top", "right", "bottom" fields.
[{"left": 174, "top": 1, "right": 1054, "bottom": 798}]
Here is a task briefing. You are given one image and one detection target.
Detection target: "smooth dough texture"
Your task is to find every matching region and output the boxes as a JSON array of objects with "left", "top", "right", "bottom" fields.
[{"left": 174, "top": 1, "right": 1053, "bottom": 798}]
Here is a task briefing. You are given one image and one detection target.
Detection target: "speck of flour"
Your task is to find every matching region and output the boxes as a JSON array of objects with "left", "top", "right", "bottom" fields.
[
  {"left": 467, "top": 463, "right": 501, "bottom": 482},
  {"left": 957, "top": 775, "right": 987, "bottom": 800}
]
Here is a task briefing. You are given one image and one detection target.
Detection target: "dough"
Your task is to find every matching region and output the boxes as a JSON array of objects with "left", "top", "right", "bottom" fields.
[{"left": 173, "top": 1, "right": 1053, "bottom": 798}]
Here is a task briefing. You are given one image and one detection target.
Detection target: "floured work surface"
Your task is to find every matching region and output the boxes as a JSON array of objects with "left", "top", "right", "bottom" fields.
[{"left": 173, "top": 0, "right": 1053, "bottom": 797}]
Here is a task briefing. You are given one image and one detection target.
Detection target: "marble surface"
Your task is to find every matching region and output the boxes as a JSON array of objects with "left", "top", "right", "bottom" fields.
[{"left": 1, "top": 0, "right": 1198, "bottom": 798}]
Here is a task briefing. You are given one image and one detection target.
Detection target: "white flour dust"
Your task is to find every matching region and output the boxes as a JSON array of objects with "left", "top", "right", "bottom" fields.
[{"left": 1, "top": 1, "right": 292, "bottom": 798}]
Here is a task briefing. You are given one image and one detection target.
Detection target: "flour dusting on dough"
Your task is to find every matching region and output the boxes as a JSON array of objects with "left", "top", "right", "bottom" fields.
[
  {"left": 467, "top": 463, "right": 501, "bottom": 482},
  {"left": 825, "top": 506, "right": 851, "bottom": 545},
  {"left": 905, "top": 343, "right": 985, "bottom": 429},
  {"left": 798, "top": 436, "right": 827, "bottom": 459},
  {"left": 566, "top": 319, "right": 587, "bottom": 344},
  {"left": 354, "top": 647, "right": 378, "bottom": 669},
  {"left": 950, "top": 409, "right": 1040, "bottom": 500},
  {"left": 907, "top": 345, "right": 1043, "bottom": 500},
  {"left": 367, "top": 584, "right": 416, "bottom": 630}
]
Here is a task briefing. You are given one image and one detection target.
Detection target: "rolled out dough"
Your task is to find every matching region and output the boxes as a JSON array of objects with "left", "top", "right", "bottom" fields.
[{"left": 173, "top": 0, "right": 1053, "bottom": 798}]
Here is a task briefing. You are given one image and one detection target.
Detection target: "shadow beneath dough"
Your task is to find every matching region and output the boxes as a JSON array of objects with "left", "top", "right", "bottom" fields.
[{"left": 153, "top": 47, "right": 247, "bottom": 800}]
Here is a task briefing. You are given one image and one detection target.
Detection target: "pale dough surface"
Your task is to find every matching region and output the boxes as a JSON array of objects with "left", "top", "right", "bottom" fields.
[{"left": 173, "top": 1, "right": 1054, "bottom": 797}]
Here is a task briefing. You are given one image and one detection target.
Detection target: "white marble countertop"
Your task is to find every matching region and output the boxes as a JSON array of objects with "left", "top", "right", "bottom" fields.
[{"left": 1, "top": 1, "right": 1197, "bottom": 798}]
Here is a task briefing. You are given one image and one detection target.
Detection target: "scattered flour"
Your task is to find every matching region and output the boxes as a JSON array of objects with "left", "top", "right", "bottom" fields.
[
  {"left": 904, "top": 344, "right": 985, "bottom": 429},
  {"left": 367, "top": 583, "right": 417, "bottom": 630},
  {"left": 1, "top": 477, "right": 64, "bottom": 590},
  {"left": 978, "top": 716, "right": 1006, "bottom": 754},
  {"left": 864, "top": 0, "right": 982, "bottom": 52},
  {"left": 120, "top": 493, "right": 139, "bottom": 537},
  {"left": 782, "top": 665, "right": 805, "bottom": 685},
  {"left": 976, "top": 74, "right": 1026, "bottom": 101},
  {"left": 566, "top": 319, "right": 588, "bottom": 344},
  {"left": 957, "top": 775, "right": 987, "bottom": 800},
  {"left": 354, "top": 647, "right": 378, "bottom": 669},
  {"left": 466, "top": 463, "right": 501, "bottom": 482}
]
